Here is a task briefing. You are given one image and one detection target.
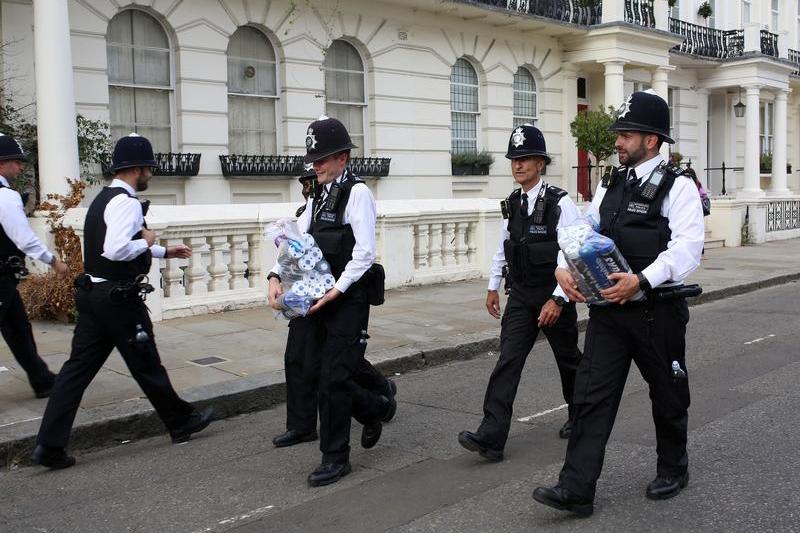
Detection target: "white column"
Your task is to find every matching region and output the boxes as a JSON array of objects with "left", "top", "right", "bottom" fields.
[
  {"left": 740, "top": 85, "right": 764, "bottom": 197},
  {"left": 770, "top": 89, "right": 790, "bottom": 195},
  {"left": 601, "top": 0, "right": 626, "bottom": 24},
  {"left": 695, "top": 89, "right": 709, "bottom": 188},
  {"left": 653, "top": 0, "right": 669, "bottom": 31},
  {"left": 34, "top": 0, "right": 80, "bottom": 197},
  {"left": 561, "top": 65, "right": 579, "bottom": 199},
  {"left": 601, "top": 61, "right": 627, "bottom": 111},
  {"left": 651, "top": 66, "right": 672, "bottom": 159}
]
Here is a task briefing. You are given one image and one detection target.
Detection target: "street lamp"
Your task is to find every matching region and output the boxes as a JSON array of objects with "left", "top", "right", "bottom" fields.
[{"left": 733, "top": 88, "right": 746, "bottom": 118}]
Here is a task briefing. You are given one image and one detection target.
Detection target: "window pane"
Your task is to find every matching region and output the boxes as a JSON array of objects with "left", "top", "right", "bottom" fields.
[
  {"left": 131, "top": 11, "right": 169, "bottom": 49},
  {"left": 133, "top": 48, "right": 170, "bottom": 86},
  {"left": 451, "top": 111, "right": 477, "bottom": 154},
  {"left": 450, "top": 59, "right": 479, "bottom": 114},
  {"left": 324, "top": 40, "right": 365, "bottom": 105},
  {"left": 513, "top": 68, "right": 537, "bottom": 122},
  {"left": 109, "top": 86, "right": 171, "bottom": 152},
  {"left": 326, "top": 103, "right": 363, "bottom": 157},
  {"left": 108, "top": 10, "right": 170, "bottom": 87},
  {"left": 325, "top": 41, "right": 363, "bottom": 72},
  {"left": 107, "top": 43, "right": 134, "bottom": 84},
  {"left": 228, "top": 95, "right": 277, "bottom": 154},
  {"left": 227, "top": 27, "right": 276, "bottom": 96}
]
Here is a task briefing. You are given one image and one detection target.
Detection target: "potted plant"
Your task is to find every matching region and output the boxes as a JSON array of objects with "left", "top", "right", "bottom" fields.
[
  {"left": 451, "top": 151, "right": 495, "bottom": 175},
  {"left": 697, "top": 2, "right": 712, "bottom": 20},
  {"left": 759, "top": 152, "right": 772, "bottom": 173},
  {"left": 570, "top": 106, "right": 616, "bottom": 200}
]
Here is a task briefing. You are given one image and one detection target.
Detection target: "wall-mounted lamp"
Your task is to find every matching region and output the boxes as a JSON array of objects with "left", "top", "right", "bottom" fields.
[{"left": 733, "top": 87, "right": 746, "bottom": 118}]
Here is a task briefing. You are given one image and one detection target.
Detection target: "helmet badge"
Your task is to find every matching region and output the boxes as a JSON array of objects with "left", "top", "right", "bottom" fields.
[
  {"left": 617, "top": 95, "right": 633, "bottom": 119},
  {"left": 305, "top": 128, "right": 317, "bottom": 150},
  {"left": 511, "top": 127, "right": 526, "bottom": 148}
]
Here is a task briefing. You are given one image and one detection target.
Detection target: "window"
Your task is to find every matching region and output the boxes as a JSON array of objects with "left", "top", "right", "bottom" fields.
[
  {"left": 227, "top": 27, "right": 278, "bottom": 155},
  {"left": 670, "top": 0, "right": 679, "bottom": 19},
  {"left": 450, "top": 58, "right": 479, "bottom": 154},
  {"left": 512, "top": 67, "right": 537, "bottom": 127},
  {"left": 577, "top": 77, "right": 587, "bottom": 100},
  {"left": 760, "top": 102, "right": 774, "bottom": 155},
  {"left": 323, "top": 40, "right": 365, "bottom": 156},
  {"left": 742, "top": 0, "right": 751, "bottom": 24},
  {"left": 107, "top": 10, "right": 172, "bottom": 152},
  {"left": 772, "top": 0, "right": 780, "bottom": 31}
]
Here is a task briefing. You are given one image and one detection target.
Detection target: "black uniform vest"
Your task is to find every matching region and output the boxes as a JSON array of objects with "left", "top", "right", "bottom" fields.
[
  {"left": 0, "top": 183, "right": 25, "bottom": 263},
  {"left": 503, "top": 184, "right": 566, "bottom": 288},
  {"left": 83, "top": 187, "right": 152, "bottom": 281},
  {"left": 308, "top": 172, "right": 363, "bottom": 281},
  {"left": 597, "top": 164, "right": 678, "bottom": 274}
]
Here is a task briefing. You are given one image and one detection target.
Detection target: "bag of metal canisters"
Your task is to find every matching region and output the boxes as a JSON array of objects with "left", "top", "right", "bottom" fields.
[
  {"left": 557, "top": 218, "right": 643, "bottom": 305},
  {"left": 265, "top": 218, "right": 335, "bottom": 319}
]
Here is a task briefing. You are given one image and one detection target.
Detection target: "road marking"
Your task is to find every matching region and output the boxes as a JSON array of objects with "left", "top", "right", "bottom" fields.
[
  {"left": 517, "top": 403, "right": 568, "bottom": 423},
  {"left": 744, "top": 334, "right": 776, "bottom": 345},
  {"left": 0, "top": 416, "right": 42, "bottom": 429},
  {"left": 191, "top": 505, "right": 276, "bottom": 533}
]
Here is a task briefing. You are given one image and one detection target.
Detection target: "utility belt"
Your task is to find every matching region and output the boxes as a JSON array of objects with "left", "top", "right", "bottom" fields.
[
  {"left": 649, "top": 283, "right": 703, "bottom": 302},
  {"left": 353, "top": 263, "right": 385, "bottom": 306},
  {"left": 0, "top": 256, "right": 29, "bottom": 279},
  {"left": 75, "top": 273, "right": 155, "bottom": 303}
]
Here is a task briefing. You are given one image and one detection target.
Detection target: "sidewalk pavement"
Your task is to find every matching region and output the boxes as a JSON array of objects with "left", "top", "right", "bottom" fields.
[{"left": 3, "top": 238, "right": 800, "bottom": 465}]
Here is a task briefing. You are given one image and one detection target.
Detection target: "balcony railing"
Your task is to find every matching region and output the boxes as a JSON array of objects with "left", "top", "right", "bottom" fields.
[
  {"left": 789, "top": 48, "right": 800, "bottom": 76},
  {"left": 464, "top": 0, "right": 601, "bottom": 26},
  {"left": 761, "top": 30, "right": 778, "bottom": 57},
  {"left": 669, "top": 18, "right": 744, "bottom": 59},
  {"left": 219, "top": 155, "right": 391, "bottom": 178},
  {"left": 101, "top": 153, "right": 201, "bottom": 178},
  {"left": 625, "top": 0, "right": 654, "bottom": 28}
]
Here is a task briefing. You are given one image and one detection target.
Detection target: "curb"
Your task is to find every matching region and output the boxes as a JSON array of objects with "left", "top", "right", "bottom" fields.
[{"left": 3, "top": 272, "right": 798, "bottom": 467}]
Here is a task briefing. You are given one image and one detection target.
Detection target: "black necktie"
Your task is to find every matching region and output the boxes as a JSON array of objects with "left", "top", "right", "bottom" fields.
[
  {"left": 520, "top": 193, "right": 529, "bottom": 218},
  {"left": 625, "top": 169, "right": 638, "bottom": 191}
]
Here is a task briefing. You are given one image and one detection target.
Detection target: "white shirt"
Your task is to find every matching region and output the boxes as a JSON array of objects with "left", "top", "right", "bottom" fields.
[
  {"left": 558, "top": 155, "right": 704, "bottom": 288},
  {"left": 488, "top": 180, "right": 581, "bottom": 301},
  {"left": 270, "top": 172, "right": 376, "bottom": 293},
  {"left": 0, "top": 175, "right": 54, "bottom": 265},
  {"left": 89, "top": 179, "right": 165, "bottom": 282}
]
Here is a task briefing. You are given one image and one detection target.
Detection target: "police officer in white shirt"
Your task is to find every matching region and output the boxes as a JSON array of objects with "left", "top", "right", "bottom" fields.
[
  {"left": 457, "top": 124, "right": 583, "bottom": 462},
  {"left": 268, "top": 117, "right": 395, "bottom": 486},
  {"left": 534, "top": 91, "right": 704, "bottom": 516},
  {"left": 33, "top": 134, "right": 214, "bottom": 469},
  {"left": 0, "top": 134, "right": 69, "bottom": 398}
]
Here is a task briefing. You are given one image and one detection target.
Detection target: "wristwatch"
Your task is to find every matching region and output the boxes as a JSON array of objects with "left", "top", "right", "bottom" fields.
[
  {"left": 636, "top": 272, "right": 651, "bottom": 291},
  {"left": 550, "top": 295, "right": 566, "bottom": 307}
]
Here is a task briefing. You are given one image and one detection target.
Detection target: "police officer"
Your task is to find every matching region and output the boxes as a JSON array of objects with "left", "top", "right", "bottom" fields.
[
  {"left": 32, "top": 134, "right": 215, "bottom": 469},
  {"left": 533, "top": 91, "right": 704, "bottom": 516},
  {"left": 295, "top": 164, "right": 317, "bottom": 218},
  {"left": 0, "top": 134, "right": 69, "bottom": 398},
  {"left": 457, "top": 124, "right": 582, "bottom": 462},
  {"left": 268, "top": 116, "right": 395, "bottom": 486}
]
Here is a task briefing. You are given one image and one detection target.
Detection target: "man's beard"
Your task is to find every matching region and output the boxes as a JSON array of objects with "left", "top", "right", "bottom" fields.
[
  {"left": 135, "top": 177, "right": 149, "bottom": 192},
  {"left": 620, "top": 144, "right": 646, "bottom": 167}
]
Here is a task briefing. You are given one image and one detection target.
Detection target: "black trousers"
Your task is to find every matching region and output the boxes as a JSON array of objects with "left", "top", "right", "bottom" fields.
[
  {"left": 559, "top": 298, "right": 691, "bottom": 500},
  {"left": 477, "top": 284, "right": 581, "bottom": 450},
  {"left": 283, "top": 309, "right": 389, "bottom": 435},
  {"left": 0, "top": 277, "right": 54, "bottom": 392},
  {"left": 36, "top": 282, "right": 194, "bottom": 449}
]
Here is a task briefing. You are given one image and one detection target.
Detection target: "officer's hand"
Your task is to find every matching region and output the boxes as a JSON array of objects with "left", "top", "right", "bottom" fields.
[
  {"left": 485, "top": 290, "right": 501, "bottom": 319},
  {"left": 268, "top": 277, "right": 283, "bottom": 310},
  {"left": 51, "top": 259, "right": 69, "bottom": 280},
  {"left": 307, "top": 287, "right": 342, "bottom": 315},
  {"left": 602, "top": 272, "right": 640, "bottom": 304},
  {"left": 538, "top": 299, "right": 562, "bottom": 328},
  {"left": 141, "top": 227, "right": 156, "bottom": 247},
  {"left": 556, "top": 267, "right": 585, "bottom": 303},
  {"left": 166, "top": 244, "right": 192, "bottom": 259}
]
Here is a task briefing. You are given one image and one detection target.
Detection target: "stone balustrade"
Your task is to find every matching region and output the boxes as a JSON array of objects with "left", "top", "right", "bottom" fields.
[{"left": 58, "top": 199, "right": 502, "bottom": 321}]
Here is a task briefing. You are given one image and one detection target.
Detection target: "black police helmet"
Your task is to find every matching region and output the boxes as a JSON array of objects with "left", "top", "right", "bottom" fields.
[
  {"left": 505, "top": 124, "right": 551, "bottom": 165},
  {"left": 109, "top": 133, "right": 158, "bottom": 173},
  {"left": 610, "top": 90, "right": 675, "bottom": 144},
  {"left": 304, "top": 116, "right": 358, "bottom": 164},
  {"left": 0, "top": 134, "right": 27, "bottom": 162},
  {"left": 298, "top": 163, "right": 317, "bottom": 184}
]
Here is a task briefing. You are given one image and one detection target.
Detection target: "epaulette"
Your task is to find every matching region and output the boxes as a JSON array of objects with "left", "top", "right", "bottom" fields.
[{"left": 545, "top": 184, "right": 568, "bottom": 200}]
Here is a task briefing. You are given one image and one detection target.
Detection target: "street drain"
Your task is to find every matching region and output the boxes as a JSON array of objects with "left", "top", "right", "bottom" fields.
[{"left": 188, "top": 356, "right": 229, "bottom": 366}]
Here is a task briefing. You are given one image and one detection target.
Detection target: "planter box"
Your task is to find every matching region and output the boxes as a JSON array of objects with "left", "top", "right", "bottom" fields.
[{"left": 451, "top": 163, "right": 490, "bottom": 176}]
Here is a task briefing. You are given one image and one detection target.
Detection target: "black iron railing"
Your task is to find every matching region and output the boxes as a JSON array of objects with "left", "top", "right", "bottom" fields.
[
  {"left": 760, "top": 30, "right": 778, "bottom": 57},
  {"left": 669, "top": 18, "right": 744, "bottom": 59},
  {"left": 101, "top": 153, "right": 201, "bottom": 178},
  {"left": 625, "top": 0, "right": 654, "bottom": 28},
  {"left": 464, "top": 0, "right": 602, "bottom": 26},
  {"left": 219, "top": 155, "right": 391, "bottom": 178},
  {"left": 789, "top": 48, "right": 800, "bottom": 76},
  {"left": 767, "top": 200, "right": 800, "bottom": 232}
]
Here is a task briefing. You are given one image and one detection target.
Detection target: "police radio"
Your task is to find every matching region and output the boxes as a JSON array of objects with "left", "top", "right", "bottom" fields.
[
  {"left": 640, "top": 165, "right": 667, "bottom": 201},
  {"left": 531, "top": 184, "right": 547, "bottom": 225},
  {"left": 500, "top": 199, "right": 510, "bottom": 220},
  {"left": 323, "top": 183, "right": 342, "bottom": 212}
]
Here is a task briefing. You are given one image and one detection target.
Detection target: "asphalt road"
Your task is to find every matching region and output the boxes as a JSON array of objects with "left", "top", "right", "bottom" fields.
[{"left": 2, "top": 282, "right": 800, "bottom": 533}]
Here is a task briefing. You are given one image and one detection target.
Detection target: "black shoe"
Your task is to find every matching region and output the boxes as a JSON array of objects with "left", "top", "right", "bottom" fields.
[
  {"left": 457, "top": 430, "right": 503, "bottom": 462},
  {"left": 31, "top": 445, "right": 76, "bottom": 470},
  {"left": 308, "top": 461, "right": 352, "bottom": 487},
  {"left": 382, "top": 380, "right": 397, "bottom": 423},
  {"left": 272, "top": 429, "right": 318, "bottom": 448},
  {"left": 170, "top": 407, "right": 215, "bottom": 444},
  {"left": 361, "top": 421, "right": 382, "bottom": 449},
  {"left": 646, "top": 472, "right": 689, "bottom": 500},
  {"left": 532, "top": 485, "right": 594, "bottom": 517},
  {"left": 559, "top": 419, "right": 573, "bottom": 440}
]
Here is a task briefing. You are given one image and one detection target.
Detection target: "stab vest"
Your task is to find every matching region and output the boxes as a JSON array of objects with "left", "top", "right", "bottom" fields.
[
  {"left": 503, "top": 183, "right": 566, "bottom": 288},
  {"left": 308, "top": 171, "right": 363, "bottom": 280},
  {"left": 598, "top": 163, "right": 679, "bottom": 274},
  {"left": 0, "top": 183, "right": 25, "bottom": 263},
  {"left": 83, "top": 187, "right": 152, "bottom": 281}
]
